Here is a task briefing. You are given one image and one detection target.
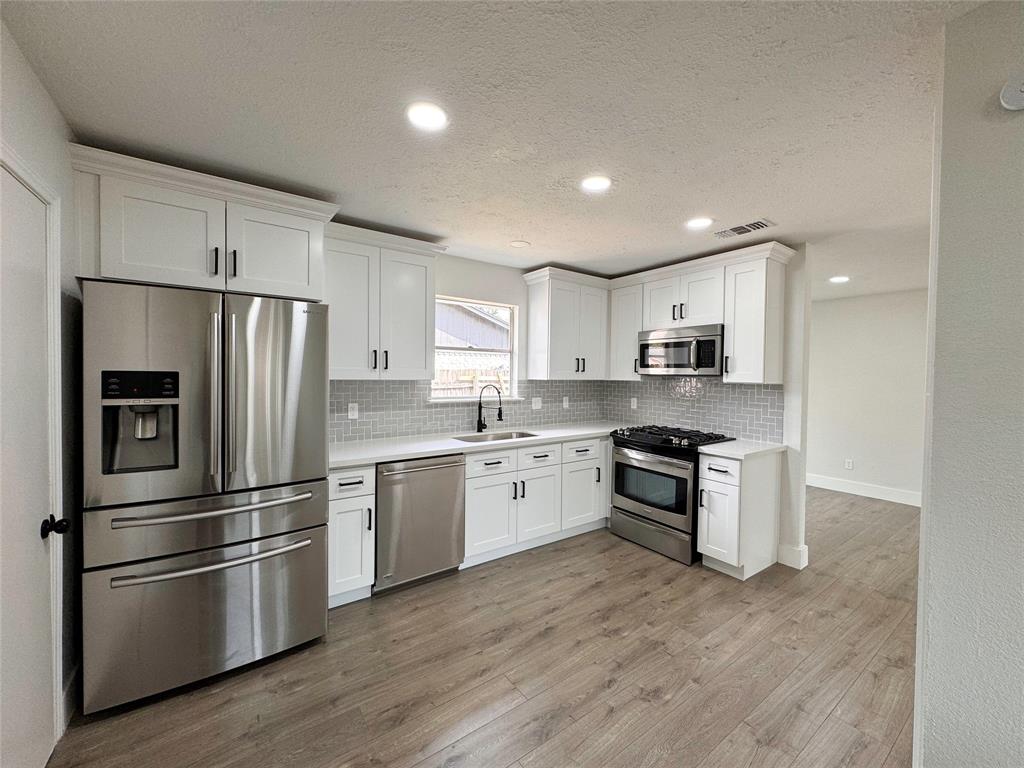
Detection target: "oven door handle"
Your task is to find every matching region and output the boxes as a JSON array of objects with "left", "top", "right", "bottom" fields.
[{"left": 614, "top": 446, "right": 694, "bottom": 473}]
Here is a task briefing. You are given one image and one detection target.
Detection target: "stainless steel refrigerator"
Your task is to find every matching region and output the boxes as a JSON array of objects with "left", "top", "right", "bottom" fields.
[{"left": 80, "top": 280, "right": 328, "bottom": 713}]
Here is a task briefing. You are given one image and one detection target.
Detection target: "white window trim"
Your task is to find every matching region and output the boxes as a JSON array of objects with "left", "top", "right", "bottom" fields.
[{"left": 431, "top": 295, "right": 518, "bottom": 401}]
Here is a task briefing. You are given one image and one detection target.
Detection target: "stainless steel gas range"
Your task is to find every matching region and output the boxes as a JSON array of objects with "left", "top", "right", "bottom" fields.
[{"left": 608, "top": 426, "right": 735, "bottom": 565}]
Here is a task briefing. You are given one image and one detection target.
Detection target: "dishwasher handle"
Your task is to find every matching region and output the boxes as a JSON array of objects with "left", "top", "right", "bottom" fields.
[{"left": 379, "top": 460, "right": 465, "bottom": 477}]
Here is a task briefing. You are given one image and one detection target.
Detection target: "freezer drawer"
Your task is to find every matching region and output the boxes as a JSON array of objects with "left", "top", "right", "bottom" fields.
[
  {"left": 83, "top": 527, "right": 326, "bottom": 713},
  {"left": 83, "top": 480, "right": 327, "bottom": 568}
]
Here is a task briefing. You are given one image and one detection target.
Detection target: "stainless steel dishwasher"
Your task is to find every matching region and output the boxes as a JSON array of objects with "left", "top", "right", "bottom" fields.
[{"left": 375, "top": 454, "right": 465, "bottom": 592}]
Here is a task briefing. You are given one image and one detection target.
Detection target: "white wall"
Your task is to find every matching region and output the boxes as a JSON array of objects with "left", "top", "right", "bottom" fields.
[
  {"left": 807, "top": 289, "right": 927, "bottom": 505},
  {"left": 434, "top": 253, "right": 530, "bottom": 374},
  {"left": 1, "top": 19, "right": 79, "bottom": 727},
  {"left": 915, "top": 3, "right": 1024, "bottom": 766}
]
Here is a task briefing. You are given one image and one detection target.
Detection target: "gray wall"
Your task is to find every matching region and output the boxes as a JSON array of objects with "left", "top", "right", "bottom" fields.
[
  {"left": 915, "top": 2, "right": 1024, "bottom": 765},
  {"left": 329, "top": 379, "right": 783, "bottom": 443}
]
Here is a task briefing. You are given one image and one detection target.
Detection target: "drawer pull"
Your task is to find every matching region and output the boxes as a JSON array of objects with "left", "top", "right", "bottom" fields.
[
  {"left": 336, "top": 479, "right": 365, "bottom": 488},
  {"left": 575, "top": 448, "right": 590, "bottom": 454},
  {"left": 110, "top": 538, "right": 312, "bottom": 588},
  {"left": 483, "top": 460, "right": 503, "bottom": 466},
  {"left": 532, "top": 453, "right": 550, "bottom": 459},
  {"left": 708, "top": 465, "right": 730, "bottom": 474},
  {"left": 110, "top": 491, "right": 313, "bottom": 529}
]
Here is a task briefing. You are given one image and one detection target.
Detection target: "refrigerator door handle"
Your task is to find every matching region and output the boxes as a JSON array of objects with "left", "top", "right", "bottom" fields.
[
  {"left": 110, "top": 491, "right": 314, "bottom": 529},
  {"left": 209, "top": 312, "right": 221, "bottom": 479},
  {"left": 227, "top": 313, "right": 237, "bottom": 478}
]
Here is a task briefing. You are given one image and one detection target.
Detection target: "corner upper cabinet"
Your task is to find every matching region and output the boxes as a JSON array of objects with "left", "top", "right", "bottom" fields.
[
  {"left": 609, "top": 284, "right": 643, "bottom": 380},
  {"left": 225, "top": 203, "right": 324, "bottom": 300},
  {"left": 324, "top": 225, "right": 439, "bottom": 381},
  {"left": 525, "top": 268, "right": 608, "bottom": 380},
  {"left": 72, "top": 144, "right": 338, "bottom": 299},
  {"left": 723, "top": 256, "right": 786, "bottom": 384}
]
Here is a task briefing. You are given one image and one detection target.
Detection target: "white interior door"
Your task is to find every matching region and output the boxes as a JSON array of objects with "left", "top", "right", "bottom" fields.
[
  {"left": 679, "top": 267, "right": 725, "bottom": 326},
  {"left": 516, "top": 466, "right": 562, "bottom": 542},
  {"left": 609, "top": 285, "right": 643, "bottom": 380},
  {"left": 379, "top": 249, "right": 434, "bottom": 380},
  {"left": 325, "top": 239, "right": 380, "bottom": 379},
  {"left": 99, "top": 176, "right": 225, "bottom": 290},
  {"left": 225, "top": 203, "right": 324, "bottom": 300},
  {"left": 1, "top": 167, "right": 57, "bottom": 768},
  {"left": 547, "top": 281, "right": 581, "bottom": 378}
]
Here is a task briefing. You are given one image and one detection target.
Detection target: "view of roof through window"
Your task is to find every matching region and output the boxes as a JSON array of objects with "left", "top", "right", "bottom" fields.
[{"left": 432, "top": 298, "right": 514, "bottom": 399}]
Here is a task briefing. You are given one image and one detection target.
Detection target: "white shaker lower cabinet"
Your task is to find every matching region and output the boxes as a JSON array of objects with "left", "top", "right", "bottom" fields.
[
  {"left": 225, "top": 202, "right": 325, "bottom": 301},
  {"left": 328, "top": 495, "right": 375, "bottom": 604},
  {"left": 696, "top": 452, "right": 782, "bottom": 580},
  {"left": 561, "top": 457, "right": 605, "bottom": 528},
  {"left": 465, "top": 472, "right": 518, "bottom": 557},
  {"left": 516, "top": 465, "right": 562, "bottom": 542}
]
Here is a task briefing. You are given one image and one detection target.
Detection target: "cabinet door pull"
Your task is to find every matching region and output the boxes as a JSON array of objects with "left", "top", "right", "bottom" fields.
[
  {"left": 634, "top": 358, "right": 639, "bottom": 374},
  {"left": 596, "top": 467, "right": 601, "bottom": 483},
  {"left": 231, "top": 249, "right": 238, "bottom": 277},
  {"left": 383, "top": 350, "right": 389, "bottom": 370},
  {"left": 212, "top": 246, "right": 220, "bottom": 276},
  {"left": 367, "top": 508, "right": 373, "bottom": 531},
  {"left": 371, "top": 349, "right": 378, "bottom": 370},
  {"left": 575, "top": 357, "right": 580, "bottom": 373},
  {"left": 679, "top": 302, "right": 685, "bottom": 319},
  {"left": 724, "top": 355, "right": 730, "bottom": 374},
  {"left": 672, "top": 304, "right": 677, "bottom": 321},
  {"left": 581, "top": 357, "right": 586, "bottom": 373},
  {"left": 483, "top": 460, "right": 503, "bottom": 466},
  {"left": 512, "top": 481, "right": 518, "bottom": 500},
  {"left": 520, "top": 480, "right": 526, "bottom": 498},
  {"left": 700, "top": 489, "right": 706, "bottom": 507}
]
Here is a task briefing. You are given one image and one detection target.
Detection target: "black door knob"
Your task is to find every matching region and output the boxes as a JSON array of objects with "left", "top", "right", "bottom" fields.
[{"left": 40, "top": 514, "right": 71, "bottom": 540}]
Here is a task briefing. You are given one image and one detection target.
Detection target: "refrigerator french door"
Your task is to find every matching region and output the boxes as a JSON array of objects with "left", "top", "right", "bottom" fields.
[{"left": 81, "top": 280, "right": 328, "bottom": 713}]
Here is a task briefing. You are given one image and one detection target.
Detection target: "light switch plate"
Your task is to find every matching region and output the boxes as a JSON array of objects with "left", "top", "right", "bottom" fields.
[
  {"left": 630, "top": 397, "right": 638, "bottom": 409},
  {"left": 532, "top": 397, "right": 542, "bottom": 410},
  {"left": 562, "top": 396, "right": 569, "bottom": 409},
  {"left": 348, "top": 403, "right": 359, "bottom": 419},
  {"left": 844, "top": 458, "right": 854, "bottom": 470}
]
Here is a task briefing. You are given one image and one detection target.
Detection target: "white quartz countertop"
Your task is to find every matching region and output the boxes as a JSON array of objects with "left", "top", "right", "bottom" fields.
[
  {"left": 697, "top": 439, "right": 787, "bottom": 460},
  {"left": 328, "top": 422, "right": 624, "bottom": 469}
]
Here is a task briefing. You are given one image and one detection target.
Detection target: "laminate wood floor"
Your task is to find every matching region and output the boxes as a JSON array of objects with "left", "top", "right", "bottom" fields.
[{"left": 48, "top": 487, "right": 920, "bottom": 768}]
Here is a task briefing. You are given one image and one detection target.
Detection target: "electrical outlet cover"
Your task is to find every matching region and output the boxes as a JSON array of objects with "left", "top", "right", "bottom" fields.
[
  {"left": 630, "top": 398, "right": 638, "bottom": 409},
  {"left": 844, "top": 458, "right": 854, "bottom": 470},
  {"left": 562, "top": 396, "right": 569, "bottom": 409},
  {"left": 348, "top": 403, "right": 359, "bottom": 419},
  {"left": 531, "top": 397, "right": 542, "bottom": 410}
]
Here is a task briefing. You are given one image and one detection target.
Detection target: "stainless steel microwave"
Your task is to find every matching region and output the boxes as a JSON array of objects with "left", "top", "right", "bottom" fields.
[{"left": 638, "top": 324, "right": 724, "bottom": 376}]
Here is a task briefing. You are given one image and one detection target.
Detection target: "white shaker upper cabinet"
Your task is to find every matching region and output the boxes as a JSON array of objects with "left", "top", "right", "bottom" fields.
[
  {"left": 99, "top": 176, "right": 226, "bottom": 290},
  {"left": 678, "top": 267, "right": 724, "bottom": 327},
  {"left": 642, "top": 275, "right": 679, "bottom": 330},
  {"left": 379, "top": 249, "right": 435, "bottom": 380},
  {"left": 578, "top": 285, "right": 609, "bottom": 379},
  {"left": 609, "top": 284, "right": 643, "bottom": 380},
  {"left": 723, "top": 258, "right": 785, "bottom": 384},
  {"left": 524, "top": 268, "right": 609, "bottom": 380},
  {"left": 548, "top": 280, "right": 582, "bottom": 379},
  {"left": 225, "top": 203, "right": 325, "bottom": 301},
  {"left": 326, "top": 239, "right": 381, "bottom": 379}
]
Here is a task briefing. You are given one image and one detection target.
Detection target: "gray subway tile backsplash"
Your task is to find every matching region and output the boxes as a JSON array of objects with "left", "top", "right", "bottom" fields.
[{"left": 329, "top": 379, "right": 783, "bottom": 444}]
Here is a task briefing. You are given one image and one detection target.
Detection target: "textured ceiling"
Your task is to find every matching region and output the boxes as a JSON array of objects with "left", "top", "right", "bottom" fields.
[{"left": 3, "top": 1, "right": 968, "bottom": 280}]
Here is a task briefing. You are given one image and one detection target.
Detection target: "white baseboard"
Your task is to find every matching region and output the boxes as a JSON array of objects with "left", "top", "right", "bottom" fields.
[
  {"left": 778, "top": 543, "right": 809, "bottom": 570},
  {"left": 328, "top": 585, "right": 372, "bottom": 609},
  {"left": 807, "top": 474, "right": 922, "bottom": 507},
  {"left": 460, "top": 518, "right": 608, "bottom": 570}
]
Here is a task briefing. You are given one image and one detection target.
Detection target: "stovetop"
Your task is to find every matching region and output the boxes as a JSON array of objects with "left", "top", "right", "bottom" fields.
[{"left": 610, "top": 425, "right": 735, "bottom": 457}]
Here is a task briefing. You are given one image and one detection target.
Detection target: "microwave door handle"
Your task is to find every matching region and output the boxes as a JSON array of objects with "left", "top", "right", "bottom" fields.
[{"left": 690, "top": 339, "right": 699, "bottom": 371}]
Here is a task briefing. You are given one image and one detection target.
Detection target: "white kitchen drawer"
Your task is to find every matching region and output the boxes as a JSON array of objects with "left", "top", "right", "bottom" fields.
[
  {"left": 516, "top": 443, "right": 562, "bottom": 469},
  {"left": 466, "top": 449, "right": 517, "bottom": 478},
  {"left": 329, "top": 466, "right": 376, "bottom": 500},
  {"left": 562, "top": 438, "right": 601, "bottom": 463},
  {"left": 699, "top": 455, "right": 741, "bottom": 486}
]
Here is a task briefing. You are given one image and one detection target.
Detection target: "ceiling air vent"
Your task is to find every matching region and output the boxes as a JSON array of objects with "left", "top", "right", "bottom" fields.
[{"left": 713, "top": 218, "right": 777, "bottom": 239}]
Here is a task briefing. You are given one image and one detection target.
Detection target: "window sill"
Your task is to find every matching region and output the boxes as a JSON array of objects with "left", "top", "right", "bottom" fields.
[{"left": 428, "top": 396, "right": 525, "bottom": 405}]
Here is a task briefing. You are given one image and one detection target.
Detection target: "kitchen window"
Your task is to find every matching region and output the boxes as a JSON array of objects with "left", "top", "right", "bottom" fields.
[{"left": 431, "top": 297, "right": 516, "bottom": 400}]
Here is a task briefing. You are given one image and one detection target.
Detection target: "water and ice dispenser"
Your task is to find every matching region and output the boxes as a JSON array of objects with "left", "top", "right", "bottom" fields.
[{"left": 101, "top": 371, "right": 180, "bottom": 474}]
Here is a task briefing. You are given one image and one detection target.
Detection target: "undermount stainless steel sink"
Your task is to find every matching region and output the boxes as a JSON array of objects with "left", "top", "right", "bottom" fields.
[{"left": 453, "top": 431, "right": 537, "bottom": 443}]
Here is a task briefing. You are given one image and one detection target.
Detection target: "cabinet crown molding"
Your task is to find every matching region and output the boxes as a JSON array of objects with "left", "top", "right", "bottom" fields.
[
  {"left": 522, "top": 266, "right": 611, "bottom": 288},
  {"left": 69, "top": 143, "right": 339, "bottom": 221},
  {"left": 608, "top": 241, "right": 795, "bottom": 290},
  {"left": 325, "top": 221, "right": 447, "bottom": 256}
]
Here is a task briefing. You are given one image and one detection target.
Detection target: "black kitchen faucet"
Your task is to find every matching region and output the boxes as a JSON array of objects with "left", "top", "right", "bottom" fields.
[{"left": 476, "top": 384, "right": 504, "bottom": 432}]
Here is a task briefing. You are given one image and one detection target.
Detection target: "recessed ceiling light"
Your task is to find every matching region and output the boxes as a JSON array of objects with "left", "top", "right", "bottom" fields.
[
  {"left": 580, "top": 175, "right": 612, "bottom": 193},
  {"left": 829, "top": 275, "right": 851, "bottom": 284},
  {"left": 509, "top": 240, "right": 530, "bottom": 248},
  {"left": 685, "top": 217, "right": 714, "bottom": 231},
  {"left": 406, "top": 101, "right": 448, "bottom": 132}
]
